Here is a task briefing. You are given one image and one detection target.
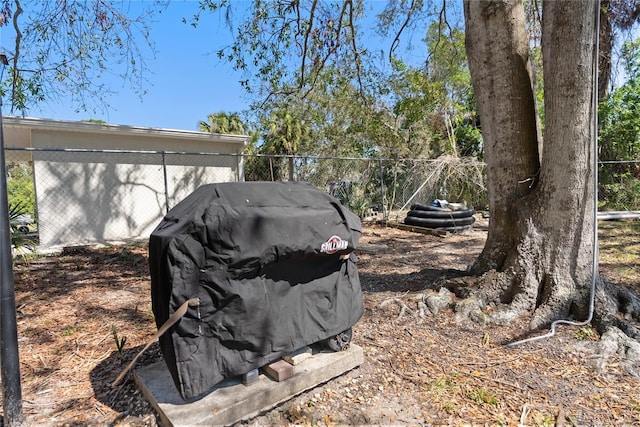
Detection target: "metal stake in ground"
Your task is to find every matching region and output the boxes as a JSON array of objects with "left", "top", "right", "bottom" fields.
[{"left": 0, "top": 51, "right": 24, "bottom": 426}]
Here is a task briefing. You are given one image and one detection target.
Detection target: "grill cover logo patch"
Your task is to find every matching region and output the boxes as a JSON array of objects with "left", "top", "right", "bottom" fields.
[{"left": 321, "top": 235, "right": 348, "bottom": 254}]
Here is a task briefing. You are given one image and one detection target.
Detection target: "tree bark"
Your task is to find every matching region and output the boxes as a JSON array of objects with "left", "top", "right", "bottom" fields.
[
  {"left": 463, "top": 0, "right": 541, "bottom": 275},
  {"left": 288, "top": 157, "right": 295, "bottom": 181},
  {"left": 521, "top": 0, "right": 598, "bottom": 327},
  {"left": 460, "top": 0, "right": 598, "bottom": 329},
  {"left": 598, "top": 0, "right": 613, "bottom": 100}
]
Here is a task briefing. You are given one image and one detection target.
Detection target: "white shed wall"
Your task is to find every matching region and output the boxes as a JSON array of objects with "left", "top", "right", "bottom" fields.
[
  {"left": 4, "top": 118, "right": 247, "bottom": 249},
  {"left": 33, "top": 152, "right": 167, "bottom": 247}
]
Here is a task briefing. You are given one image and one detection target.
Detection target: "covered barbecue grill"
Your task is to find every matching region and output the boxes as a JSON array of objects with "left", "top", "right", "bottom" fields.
[{"left": 149, "top": 181, "right": 363, "bottom": 400}]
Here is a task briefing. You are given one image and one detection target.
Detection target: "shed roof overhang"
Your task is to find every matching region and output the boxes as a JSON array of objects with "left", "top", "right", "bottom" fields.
[{"left": 2, "top": 116, "right": 249, "bottom": 150}]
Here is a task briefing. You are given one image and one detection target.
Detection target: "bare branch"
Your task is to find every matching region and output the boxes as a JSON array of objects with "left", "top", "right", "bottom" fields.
[
  {"left": 301, "top": 0, "right": 349, "bottom": 98},
  {"left": 347, "top": 0, "right": 365, "bottom": 98},
  {"left": 390, "top": 0, "right": 417, "bottom": 61},
  {"left": 300, "top": 0, "right": 318, "bottom": 85},
  {"left": 11, "top": 0, "right": 22, "bottom": 110}
]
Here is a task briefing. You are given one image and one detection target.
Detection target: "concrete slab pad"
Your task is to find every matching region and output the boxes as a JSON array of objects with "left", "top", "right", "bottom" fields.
[
  {"left": 283, "top": 346, "right": 312, "bottom": 365},
  {"left": 134, "top": 344, "right": 364, "bottom": 427}
]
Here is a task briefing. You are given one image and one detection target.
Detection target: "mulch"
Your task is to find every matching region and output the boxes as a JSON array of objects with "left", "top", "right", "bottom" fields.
[{"left": 8, "top": 220, "right": 640, "bottom": 426}]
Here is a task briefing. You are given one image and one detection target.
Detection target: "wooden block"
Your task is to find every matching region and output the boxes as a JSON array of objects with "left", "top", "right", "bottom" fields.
[
  {"left": 283, "top": 346, "right": 312, "bottom": 366},
  {"left": 262, "top": 360, "right": 294, "bottom": 382},
  {"left": 386, "top": 221, "right": 448, "bottom": 236}
]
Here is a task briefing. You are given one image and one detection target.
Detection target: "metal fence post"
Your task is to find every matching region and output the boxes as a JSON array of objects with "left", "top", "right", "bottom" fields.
[
  {"left": 162, "top": 151, "right": 170, "bottom": 214},
  {"left": 0, "top": 91, "right": 24, "bottom": 427},
  {"left": 237, "top": 154, "right": 244, "bottom": 182},
  {"left": 378, "top": 159, "right": 387, "bottom": 219}
]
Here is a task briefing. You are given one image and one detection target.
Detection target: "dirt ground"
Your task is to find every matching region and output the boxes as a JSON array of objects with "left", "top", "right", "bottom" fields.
[{"left": 8, "top": 218, "right": 640, "bottom": 426}]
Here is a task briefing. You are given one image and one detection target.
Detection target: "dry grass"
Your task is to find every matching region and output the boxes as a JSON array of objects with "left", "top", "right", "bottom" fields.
[{"left": 599, "top": 220, "right": 640, "bottom": 292}]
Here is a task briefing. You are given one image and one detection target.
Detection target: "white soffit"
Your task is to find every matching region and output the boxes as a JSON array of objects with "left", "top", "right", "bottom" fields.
[{"left": 1, "top": 116, "right": 249, "bottom": 146}]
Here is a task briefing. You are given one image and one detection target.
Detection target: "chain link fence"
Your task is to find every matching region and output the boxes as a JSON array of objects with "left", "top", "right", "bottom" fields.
[
  {"left": 5, "top": 147, "right": 240, "bottom": 249},
  {"left": 597, "top": 160, "right": 640, "bottom": 211},
  {"left": 4, "top": 147, "right": 639, "bottom": 250}
]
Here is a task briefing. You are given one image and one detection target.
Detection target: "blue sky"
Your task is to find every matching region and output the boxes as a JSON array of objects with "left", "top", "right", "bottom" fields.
[
  {"left": 0, "top": 1, "right": 458, "bottom": 132},
  {"left": 1, "top": 1, "right": 252, "bottom": 131},
  {"left": 0, "top": 1, "right": 400, "bottom": 132}
]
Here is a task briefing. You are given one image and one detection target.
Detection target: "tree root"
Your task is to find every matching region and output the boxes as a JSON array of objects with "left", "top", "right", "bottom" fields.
[
  {"left": 378, "top": 298, "right": 423, "bottom": 322},
  {"left": 378, "top": 288, "right": 454, "bottom": 323},
  {"left": 454, "top": 268, "right": 640, "bottom": 376},
  {"left": 453, "top": 295, "right": 485, "bottom": 323},
  {"left": 588, "top": 280, "right": 640, "bottom": 376},
  {"left": 453, "top": 269, "right": 538, "bottom": 327},
  {"left": 590, "top": 326, "right": 640, "bottom": 378}
]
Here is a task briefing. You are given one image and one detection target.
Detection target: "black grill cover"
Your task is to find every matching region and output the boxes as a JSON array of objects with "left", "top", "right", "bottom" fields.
[{"left": 149, "top": 181, "right": 363, "bottom": 400}]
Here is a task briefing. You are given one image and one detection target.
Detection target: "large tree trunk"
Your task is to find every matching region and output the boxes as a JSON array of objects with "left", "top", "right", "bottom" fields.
[
  {"left": 460, "top": 0, "right": 598, "bottom": 329},
  {"left": 463, "top": 0, "right": 541, "bottom": 275}
]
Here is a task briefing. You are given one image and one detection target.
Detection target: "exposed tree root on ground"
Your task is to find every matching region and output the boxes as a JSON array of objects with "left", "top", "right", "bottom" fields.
[
  {"left": 453, "top": 263, "right": 640, "bottom": 377},
  {"left": 378, "top": 288, "right": 455, "bottom": 323},
  {"left": 590, "top": 280, "right": 640, "bottom": 376}
]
